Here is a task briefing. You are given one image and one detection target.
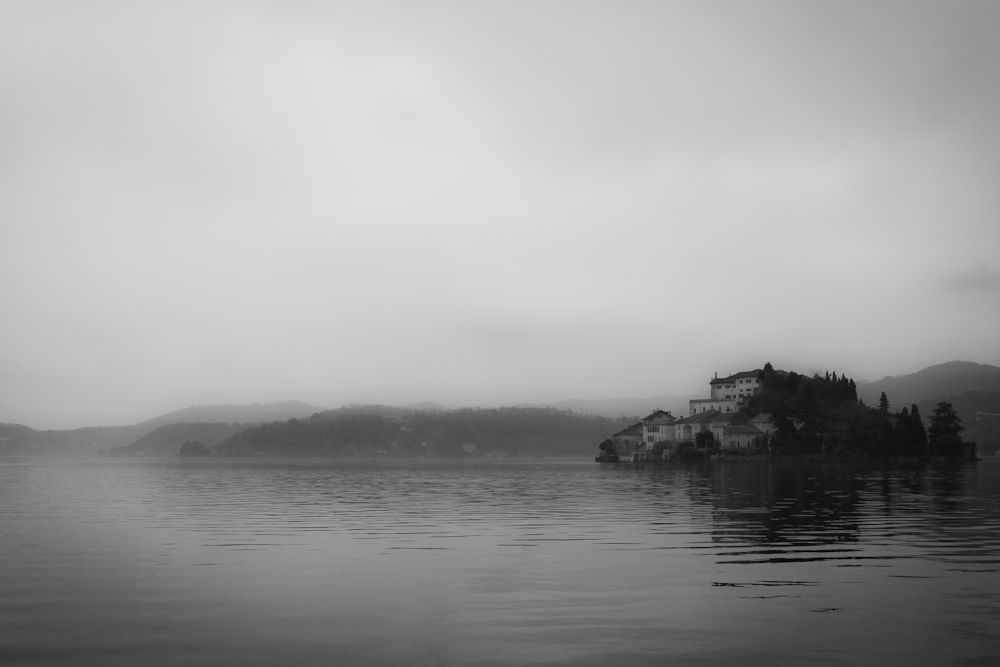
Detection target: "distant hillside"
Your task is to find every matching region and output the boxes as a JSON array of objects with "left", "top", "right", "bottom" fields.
[
  {"left": 138, "top": 400, "right": 329, "bottom": 430},
  {"left": 0, "top": 423, "right": 48, "bottom": 456},
  {"left": 0, "top": 423, "right": 149, "bottom": 457},
  {"left": 216, "top": 407, "right": 633, "bottom": 458},
  {"left": 0, "top": 400, "right": 328, "bottom": 457},
  {"left": 110, "top": 422, "right": 247, "bottom": 457},
  {"left": 517, "top": 394, "right": 696, "bottom": 419},
  {"left": 856, "top": 362, "right": 1000, "bottom": 457},
  {"left": 405, "top": 402, "right": 452, "bottom": 411},
  {"left": 335, "top": 404, "right": 419, "bottom": 418},
  {"left": 857, "top": 361, "right": 1000, "bottom": 408}
]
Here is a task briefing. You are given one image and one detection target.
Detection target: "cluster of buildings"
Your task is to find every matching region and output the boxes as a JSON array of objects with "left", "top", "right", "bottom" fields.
[{"left": 611, "top": 370, "right": 776, "bottom": 461}]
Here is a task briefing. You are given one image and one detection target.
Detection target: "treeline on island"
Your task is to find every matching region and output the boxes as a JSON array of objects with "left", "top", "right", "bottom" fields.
[
  {"left": 743, "top": 363, "right": 975, "bottom": 458},
  {"left": 213, "top": 406, "right": 634, "bottom": 458}
]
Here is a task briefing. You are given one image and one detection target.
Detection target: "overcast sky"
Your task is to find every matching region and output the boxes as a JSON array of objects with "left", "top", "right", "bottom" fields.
[{"left": 2, "top": 1, "right": 999, "bottom": 429}]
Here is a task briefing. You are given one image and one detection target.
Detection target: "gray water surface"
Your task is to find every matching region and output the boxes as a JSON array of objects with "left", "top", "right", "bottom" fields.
[{"left": 1, "top": 458, "right": 998, "bottom": 666}]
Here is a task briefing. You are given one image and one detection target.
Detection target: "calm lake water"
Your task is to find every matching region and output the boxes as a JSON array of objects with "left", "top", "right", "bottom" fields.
[{"left": 1, "top": 458, "right": 998, "bottom": 666}]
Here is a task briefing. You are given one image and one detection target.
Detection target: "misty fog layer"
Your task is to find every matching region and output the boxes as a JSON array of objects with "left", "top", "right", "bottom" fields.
[{"left": 2, "top": 2, "right": 999, "bottom": 428}]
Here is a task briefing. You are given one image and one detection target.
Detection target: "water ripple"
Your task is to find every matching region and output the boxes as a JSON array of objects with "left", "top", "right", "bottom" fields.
[{"left": 1, "top": 458, "right": 999, "bottom": 666}]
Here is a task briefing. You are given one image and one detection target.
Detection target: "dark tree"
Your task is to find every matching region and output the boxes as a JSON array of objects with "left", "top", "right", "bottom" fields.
[
  {"left": 893, "top": 407, "right": 912, "bottom": 457},
  {"left": 878, "top": 392, "right": 890, "bottom": 413},
  {"left": 929, "top": 401, "right": 965, "bottom": 457},
  {"left": 798, "top": 383, "right": 824, "bottom": 438},
  {"left": 872, "top": 419, "right": 895, "bottom": 458},
  {"left": 931, "top": 434, "right": 966, "bottom": 457},
  {"left": 929, "top": 402, "right": 963, "bottom": 439},
  {"left": 695, "top": 430, "right": 715, "bottom": 449},
  {"left": 908, "top": 404, "right": 928, "bottom": 456}
]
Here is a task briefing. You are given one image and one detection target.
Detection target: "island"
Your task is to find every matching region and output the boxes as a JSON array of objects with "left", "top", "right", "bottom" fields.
[{"left": 598, "top": 364, "right": 977, "bottom": 462}]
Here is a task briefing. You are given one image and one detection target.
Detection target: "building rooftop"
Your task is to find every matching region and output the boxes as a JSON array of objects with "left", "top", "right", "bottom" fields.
[
  {"left": 641, "top": 409, "right": 675, "bottom": 423},
  {"left": 710, "top": 370, "right": 763, "bottom": 385},
  {"left": 613, "top": 423, "right": 644, "bottom": 437},
  {"left": 709, "top": 412, "right": 748, "bottom": 425},
  {"left": 675, "top": 409, "right": 722, "bottom": 425}
]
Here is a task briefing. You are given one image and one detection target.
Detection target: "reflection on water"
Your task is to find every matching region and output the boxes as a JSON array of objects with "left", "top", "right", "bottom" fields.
[{"left": 1, "top": 459, "right": 998, "bottom": 666}]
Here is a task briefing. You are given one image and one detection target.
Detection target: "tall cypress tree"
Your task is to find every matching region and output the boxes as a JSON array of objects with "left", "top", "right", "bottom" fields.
[
  {"left": 895, "top": 407, "right": 912, "bottom": 456},
  {"left": 909, "top": 404, "right": 928, "bottom": 456}
]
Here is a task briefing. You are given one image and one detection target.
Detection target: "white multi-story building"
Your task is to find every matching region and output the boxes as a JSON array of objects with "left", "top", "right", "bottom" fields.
[
  {"left": 689, "top": 370, "right": 763, "bottom": 415},
  {"left": 641, "top": 409, "right": 677, "bottom": 447}
]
